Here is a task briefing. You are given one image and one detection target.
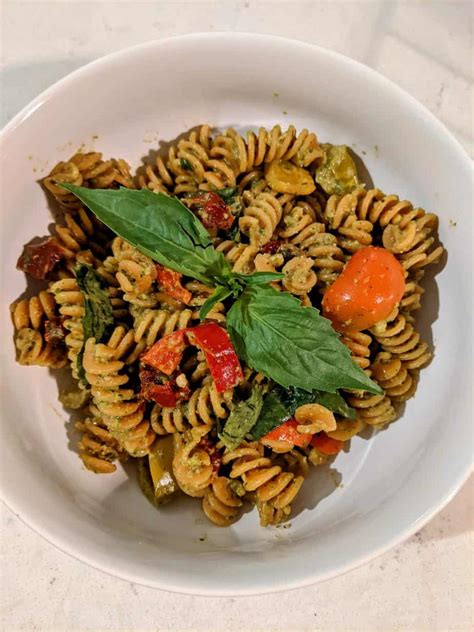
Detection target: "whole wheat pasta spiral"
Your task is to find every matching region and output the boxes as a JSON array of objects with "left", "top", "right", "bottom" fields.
[
  {"left": 53, "top": 208, "right": 110, "bottom": 259},
  {"left": 13, "top": 326, "right": 66, "bottom": 368},
  {"left": 202, "top": 476, "right": 244, "bottom": 526},
  {"left": 239, "top": 191, "right": 283, "bottom": 246},
  {"left": 340, "top": 330, "right": 373, "bottom": 372},
  {"left": 346, "top": 391, "right": 396, "bottom": 429},
  {"left": 133, "top": 307, "right": 193, "bottom": 350},
  {"left": 371, "top": 352, "right": 417, "bottom": 402},
  {"left": 43, "top": 152, "right": 134, "bottom": 210},
  {"left": 172, "top": 426, "right": 215, "bottom": 497},
  {"left": 222, "top": 443, "right": 305, "bottom": 526},
  {"left": 76, "top": 415, "right": 127, "bottom": 474},
  {"left": 371, "top": 310, "right": 431, "bottom": 370},
  {"left": 324, "top": 191, "right": 373, "bottom": 255},
  {"left": 83, "top": 337, "right": 155, "bottom": 457},
  {"left": 151, "top": 377, "right": 233, "bottom": 435}
]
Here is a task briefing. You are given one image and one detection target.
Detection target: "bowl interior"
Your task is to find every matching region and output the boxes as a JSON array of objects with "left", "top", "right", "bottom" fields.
[{"left": 0, "top": 34, "right": 472, "bottom": 595}]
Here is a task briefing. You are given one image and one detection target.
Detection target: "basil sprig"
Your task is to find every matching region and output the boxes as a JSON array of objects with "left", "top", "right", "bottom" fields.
[{"left": 62, "top": 185, "right": 381, "bottom": 395}]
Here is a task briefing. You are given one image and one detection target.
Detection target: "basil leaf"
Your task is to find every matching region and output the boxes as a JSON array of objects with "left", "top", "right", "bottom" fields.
[
  {"left": 227, "top": 284, "right": 382, "bottom": 395},
  {"left": 251, "top": 386, "right": 355, "bottom": 440},
  {"left": 234, "top": 271, "right": 284, "bottom": 285},
  {"left": 250, "top": 389, "right": 290, "bottom": 440},
  {"left": 216, "top": 187, "right": 238, "bottom": 204},
  {"left": 76, "top": 264, "right": 114, "bottom": 384},
  {"left": 199, "top": 285, "right": 232, "bottom": 320},
  {"left": 61, "top": 185, "right": 232, "bottom": 286},
  {"left": 218, "top": 386, "right": 264, "bottom": 451},
  {"left": 315, "top": 391, "right": 356, "bottom": 419}
]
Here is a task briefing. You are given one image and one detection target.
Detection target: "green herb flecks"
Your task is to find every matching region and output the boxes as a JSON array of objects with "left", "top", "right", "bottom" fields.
[{"left": 180, "top": 158, "right": 193, "bottom": 171}]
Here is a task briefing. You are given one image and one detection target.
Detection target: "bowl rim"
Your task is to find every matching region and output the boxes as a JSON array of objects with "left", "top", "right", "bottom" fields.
[{"left": 1, "top": 32, "right": 472, "bottom": 596}]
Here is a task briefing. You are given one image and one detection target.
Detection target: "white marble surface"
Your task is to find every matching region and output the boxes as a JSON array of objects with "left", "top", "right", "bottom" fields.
[{"left": 1, "top": 1, "right": 473, "bottom": 630}]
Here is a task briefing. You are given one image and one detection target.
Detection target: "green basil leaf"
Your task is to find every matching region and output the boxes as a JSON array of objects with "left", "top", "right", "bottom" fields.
[
  {"left": 215, "top": 187, "right": 238, "bottom": 204},
  {"left": 315, "top": 391, "right": 356, "bottom": 419},
  {"left": 218, "top": 386, "right": 264, "bottom": 451},
  {"left": 251, "top": 386, "right": 355, "bottom": 440},
  {"left": 250, "top": 389, "right": 290, "bottom": 440},
  {"left": 227, "top": 284, "right": 382, "bottom": 395},
  {"left": 61, "top": 185, "right": 232, "bottom": 286},
  {"left": 199, "top": 285, "right": 232, "bottom": 320},
  {"left": 75, "top": 264, "right": 114, "bottom": 384},
  {"left": 235, "top": 271, "right": 284, "bottom": 285}
]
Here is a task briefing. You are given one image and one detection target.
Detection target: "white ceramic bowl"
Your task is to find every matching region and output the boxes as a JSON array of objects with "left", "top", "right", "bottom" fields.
[{"left": 1, "top": 33, "right": 472, "bottom": 596}]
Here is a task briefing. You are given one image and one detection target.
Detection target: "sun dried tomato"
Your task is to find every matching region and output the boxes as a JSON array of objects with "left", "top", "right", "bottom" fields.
[{"left": 17, "top": 237, "right": 66, "bottom": 280}]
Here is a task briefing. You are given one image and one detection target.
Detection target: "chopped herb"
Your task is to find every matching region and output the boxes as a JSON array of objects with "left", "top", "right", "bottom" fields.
[{"left": 180, "top": 158, "right": 193, "bottom": 171}]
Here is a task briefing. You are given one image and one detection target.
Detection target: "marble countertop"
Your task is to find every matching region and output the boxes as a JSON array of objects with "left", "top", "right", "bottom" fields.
[{"left": 1, "top": 2, "right": 472, "bottom": 630}]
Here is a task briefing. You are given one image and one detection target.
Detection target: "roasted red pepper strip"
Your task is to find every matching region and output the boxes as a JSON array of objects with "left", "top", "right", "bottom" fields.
[
  {"left": 140, "top": 323, "right": 242, "bottom": 392},
  {"left": 139, "top": 365, "right": 191, "bottom": 407},
  {"left": 17, "top": 237, "right": 66, "bottom": 280},
  {"left": 155, "top": 264, "right": 192, "bottom": 305},
  {"left": 44, "top": 317, "right": 66, "bottom": 345},
  {"left": 188, "top": 191, "right": 234, "bottom": 230},
  {"left": 261, "top": 418, "right": 313, "bottom": 448},
  {"left": 311, "top": 433, "right": 344, "bottom": 455},
  {"left": 140, "top": 329, "right": 188, "bottom": 375},
  {"left": 261, "top": 240, "right": 281, "bottom": 255},
  {"left": 189, "top": 323, "right": 243, "bottom": 392},
  {"left": 198, "top": 435, "right": 223, "bottom": 476}
]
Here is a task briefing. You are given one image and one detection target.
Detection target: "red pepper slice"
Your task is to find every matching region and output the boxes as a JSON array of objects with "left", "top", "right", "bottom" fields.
[
  {"left": 189, "top": 323, "right": 243, "bottom": 392},
  {"left": 261, "top": 418, "right": 313, "bottom": 449},
  {"left": 141, "top": 329, "right": 188, "bottom": 375},
  {"left": 311, "top": 433, "right": 344, "bottom": 455},
  {"left": 17, "top": 237, "right": 66, "bottom": 280},
  {"left": 188, "top": 192, "right": 234, "bottom": 230},
  {"left": 155, "top": 264, "right": 192, "bottom": 305},
  {"left": 44, "top": 317, "right": 66, "bottom": 345},
  {"left": 140, "top": 323, "right": 243, "bottom": 393}
]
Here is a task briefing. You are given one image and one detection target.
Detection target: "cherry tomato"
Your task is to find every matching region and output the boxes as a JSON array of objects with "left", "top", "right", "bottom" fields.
[
  {"left": 311, "top": 433, "right": 344, "bottom": 455},
  {"left": 261, "top": 418, "right": 313, "bottom": 449},
  {"left": 322, "top": 246, "right": 405, "bottom": 332}
]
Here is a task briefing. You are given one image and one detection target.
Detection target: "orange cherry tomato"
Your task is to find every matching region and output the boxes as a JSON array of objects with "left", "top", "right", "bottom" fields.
[
  {"left": 261, "top": 418, "right": 313, "bottom": 449},
  {"left": 311, "top": 433, "right": 344, "bottom": 455},
  {"left": 322, "top": 246, "right": 405, "bottom": 332}
]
